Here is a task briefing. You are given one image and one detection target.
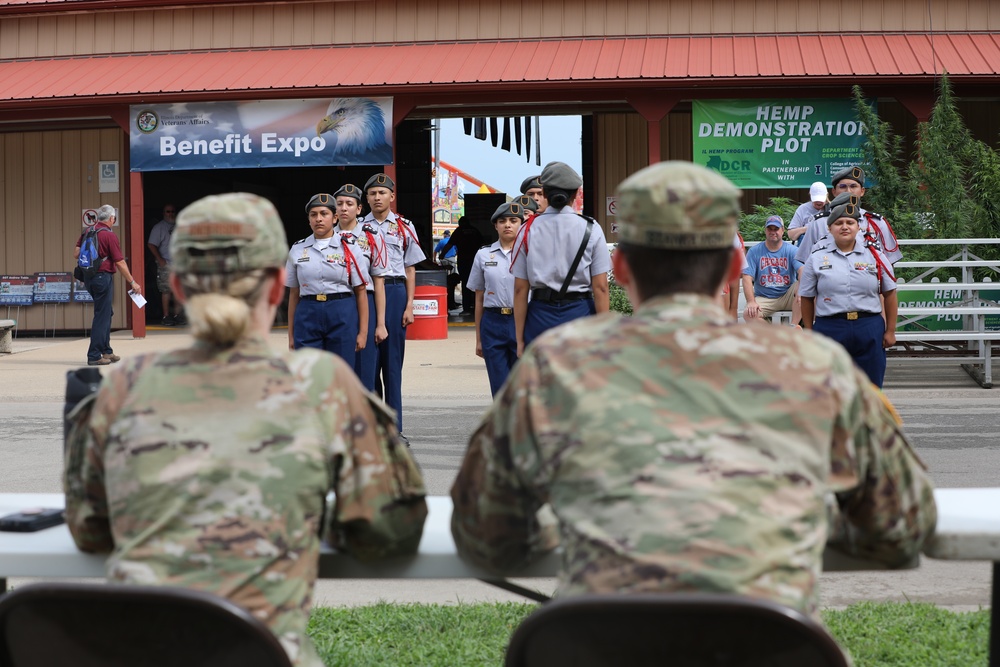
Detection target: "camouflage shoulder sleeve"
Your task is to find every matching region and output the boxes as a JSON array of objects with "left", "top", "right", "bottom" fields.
[
  {"left": 450, "top": 350, "right": 557, "bottom": 573},
  {"left": 826, "top": 356, "right": 937, "bottom": 566},
  {"left": 63, "top": 356, "right": 153, "bottom": 553},
  {"left": 290, "top": 351, "right": 427, "bottom": 561}
]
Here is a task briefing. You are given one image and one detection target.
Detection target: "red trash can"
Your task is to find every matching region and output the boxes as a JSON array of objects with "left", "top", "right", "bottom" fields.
[{"left": 407, "top": 269, "right": 448, "bottom": 340}]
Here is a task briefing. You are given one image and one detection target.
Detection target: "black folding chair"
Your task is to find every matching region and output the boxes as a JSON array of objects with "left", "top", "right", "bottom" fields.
[
  {"left": 505, "top": 593, "right": 850, "bottom": 667},
  {"left": 0, "top": 582, "right": 293, "bottom": 667}
]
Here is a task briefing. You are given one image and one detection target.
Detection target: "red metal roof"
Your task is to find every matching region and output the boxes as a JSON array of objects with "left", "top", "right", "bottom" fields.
[{"left": 1, "top": 33, "right": 998, "bottom": 107}]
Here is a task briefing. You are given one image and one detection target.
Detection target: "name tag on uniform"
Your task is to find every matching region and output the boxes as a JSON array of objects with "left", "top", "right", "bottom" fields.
[
  {"left": 484, "top": 261, "right": 498, "bottom": 267},
  {"left": 296, "top": 257, "right": 310, "bottom": 263},
  {"left": 819, "top": 265, "right": 832, "bottom": 270}
]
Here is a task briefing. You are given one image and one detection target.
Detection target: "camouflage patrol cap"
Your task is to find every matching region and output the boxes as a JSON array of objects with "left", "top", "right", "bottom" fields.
[
  {"left": 832, "top": 166, "right": 865, "bottom": 188},
  {"left": 614, "top": 161, "right": 741, "bottom": 250},
  {"left": 827, "top": 201, "right": 862, "bottom": 225},
  {"left": 491, "top": 201, "right": 525, "bottom": 223},
  {"left": 364, "top": 173, "right": 395, "bottom": 192},
  {"left": 333, "top": 184, "right": 363, "bottom": 203},
  {"left": 171, "top": 193, "right": 288, "bottom": 274},
  {"left": 517, "top": 194, "right": 539, "bottom": 212},
  {"left": 305, "top": 193, "right": 335, "bottom": 213},
  {"left": 539, "top": 162, "right": 582, "bottom": 191},
  {"left": 520, "top": 175, "right": 542, "bottom": 193}
]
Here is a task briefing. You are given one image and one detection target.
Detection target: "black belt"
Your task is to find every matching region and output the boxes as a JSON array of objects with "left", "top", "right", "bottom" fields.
[
  {"left": 531, "top": 287, "right": 592, "bottom": 303},
  {"left": 301, "top": 293, "right": 352, "bottom": 301},
  {"left": 383, "top": 276, "right": 406, "bottom": 284},
  {"left": 818, "top": 311, "right": 880, "bottom": 320},
  {"left": 485, "top": 307, "right": 513, "bottom": 315}
]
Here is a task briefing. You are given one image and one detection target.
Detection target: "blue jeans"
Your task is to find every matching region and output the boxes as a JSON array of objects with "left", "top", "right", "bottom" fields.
[{"left": 86, "top": 272, "right": 114, "bottom": 363}]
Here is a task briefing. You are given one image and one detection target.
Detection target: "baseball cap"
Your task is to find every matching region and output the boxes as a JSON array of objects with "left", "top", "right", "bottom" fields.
[
  {"left": 171, "top": 193, "right": 288, "bottom": 274},
  {"left": 809, "top": 182, "right": 828, "bottom": 203},
  {"left": 614, "top": 161, "right": 741, "bottom": 250},
  {"left": 765, "top": 215, "right": 784, "bottom": 228}
]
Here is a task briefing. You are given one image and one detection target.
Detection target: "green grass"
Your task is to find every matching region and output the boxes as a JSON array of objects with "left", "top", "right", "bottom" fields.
[{"left": 307, "top": 601, "right": 990, "bottom": 667}]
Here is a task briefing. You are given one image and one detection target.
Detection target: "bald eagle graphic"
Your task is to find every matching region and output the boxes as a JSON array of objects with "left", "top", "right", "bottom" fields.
[{"left": 316, "top": 98, "right": 391, "bottom": 162}]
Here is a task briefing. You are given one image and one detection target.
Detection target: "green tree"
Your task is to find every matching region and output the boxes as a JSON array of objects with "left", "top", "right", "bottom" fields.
[{"left": 852, "top": 85, "right": 908, "bottom": 222}]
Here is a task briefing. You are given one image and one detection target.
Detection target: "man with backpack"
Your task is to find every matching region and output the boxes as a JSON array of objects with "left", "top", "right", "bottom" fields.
[{"left": 74, "top": 204, "right": 141, "bottom": 366}]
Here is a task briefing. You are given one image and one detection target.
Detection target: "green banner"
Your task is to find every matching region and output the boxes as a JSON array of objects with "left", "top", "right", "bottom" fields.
[
  {"left": 692, "top": 99, "right": 868, "bottom": 189},
  {"left": 897, "top": 287, "right": 1000, "bottom": 332}
]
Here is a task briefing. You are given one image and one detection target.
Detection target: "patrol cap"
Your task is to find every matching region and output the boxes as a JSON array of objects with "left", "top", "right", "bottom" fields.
[
  {"left": 305, "top": 193, "right": 335, "bottom": 213},
  {"left": 491, "top": 201, "right": 525, "bottom": 223},
  {"left": 520, "top": 175, "right": 542, "bottom": 193},
  {"left": 517, "top": 194, "right": 538, "bottom": 212},
  {"left": 832, "top": 166, "right": 865, "bottom": 188},
  {"left": 333, "top": 184, "right": 363, "bottom": 203},
  {"left": 809, "top": 182, "right": 828, "bottom": 202},
  {"left": 827, "top": 201, "right": 862, "bottom": 225},
  {"left": 765, "top": 215, "right": 784, "bottom": 228},
  {"left": 171, "top": 193, "right": 288, "bottom": 275},
  {"left": 614, "top": 161, "right": 741, "bottom": 250},
  {"left": 539, "top": 162, "right": 583, "bottom": 191},
  {"left": 364, "top": 173, "right": 395, "bottom": 192}
]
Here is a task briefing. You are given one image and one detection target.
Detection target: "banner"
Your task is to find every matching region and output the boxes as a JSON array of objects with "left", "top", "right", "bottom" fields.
[
  {"left": 0, "top": 276, "right": 34, "bottom": 306},
  {"left": 33, "top": 272, "right": 73, "bottom": 304},
  {"left": 692, "top": 99, "right": 868, "bottom": 189},
  {"left": 130, "top": 98, "right": 393, "bottom": 171},
  {"left": 897, "top": 286, "right": 1000, "bottom": 332},
  {"left": 72, "top": 278, "right": 93, "bottom": 303}
]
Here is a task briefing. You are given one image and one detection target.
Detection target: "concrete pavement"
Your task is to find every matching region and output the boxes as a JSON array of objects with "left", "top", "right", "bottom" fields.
[{"left": 1, "top": 324, "right": 996, "bottom": 609}]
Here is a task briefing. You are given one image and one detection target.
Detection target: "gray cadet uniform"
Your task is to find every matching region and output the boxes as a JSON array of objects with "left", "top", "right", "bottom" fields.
[
  {"left": 511, "top": 162, "right": 610, "bottom": 346},
  {"left": 359, "top": 173, "right": 426, "bottom": 433},
  {"left": 799, "top": 201, "right": 898, "bottom": 388},
  {"left": 468, "top": 201, "right": 523, "bottom": 396},
  {"left": 286, "top": 197, "right": 367, "bottom": 363}
]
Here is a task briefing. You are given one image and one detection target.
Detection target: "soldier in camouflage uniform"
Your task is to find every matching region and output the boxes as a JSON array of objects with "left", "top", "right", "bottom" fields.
[
  {"left": 450, "top": 161, "right": 936, "bottom": 618},
  {"left": 65, "top": 193, "right": 428, "bottom": 667}
]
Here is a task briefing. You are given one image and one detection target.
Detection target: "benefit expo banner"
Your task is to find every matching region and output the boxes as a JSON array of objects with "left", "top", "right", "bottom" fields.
[
  {"left": 692, "top": 99, "right": 868, "bottom": 189},
  {"left": 130, "top": 98, "right": 393, "bottom": 172}
]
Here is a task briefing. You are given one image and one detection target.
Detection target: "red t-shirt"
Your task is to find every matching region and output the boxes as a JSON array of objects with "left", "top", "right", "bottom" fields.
[{"left": 76, "top": 223, "right": 124, "bottom": 273}]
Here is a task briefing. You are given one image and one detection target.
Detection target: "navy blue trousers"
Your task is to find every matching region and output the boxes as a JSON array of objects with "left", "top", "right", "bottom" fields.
[
  {"left": 293, "top": 297, "right": 358, "bottom": 366},
  {"left": 354, "top": 291, "right": 377, "bottom": 392},
  {"left": 814, "top": 314, "right": 887, "bottom": 387},
  {"left": 376, "top": 282, "right": 407, "bottom": 431},
  {"left": 85, "top": 272, "right": 114, "bottom": 363},
  {"left": 524, "top": 298, "right": 595, "bottom": 348},
  {"left": 481, "top": 310, "right": 517, "bottom": 396}
]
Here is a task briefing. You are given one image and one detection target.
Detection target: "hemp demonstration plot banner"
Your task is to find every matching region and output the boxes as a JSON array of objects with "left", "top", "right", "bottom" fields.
[
  {"left": 692, "top": 99, "right": 867, "bottom": 189},
  {"left": 130, "top": 98, "right": 393, "bottom": 171}
]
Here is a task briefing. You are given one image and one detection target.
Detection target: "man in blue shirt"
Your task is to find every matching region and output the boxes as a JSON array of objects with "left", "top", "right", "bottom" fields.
[{"left": 742, "top": 215, "right": 802, "bottom": 324}]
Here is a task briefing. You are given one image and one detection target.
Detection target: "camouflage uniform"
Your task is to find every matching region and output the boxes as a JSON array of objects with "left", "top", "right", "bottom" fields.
[
  {"left": 450, "top": 162, "right": 936, "bottom": 619},
  {"left": 64, "top": 193, "right": 428, "bottom": 667}
]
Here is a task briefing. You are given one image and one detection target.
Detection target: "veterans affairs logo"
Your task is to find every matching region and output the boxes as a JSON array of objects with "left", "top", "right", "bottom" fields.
[{"left": 136, "top": 110, "right": 159, "bottom": 134}]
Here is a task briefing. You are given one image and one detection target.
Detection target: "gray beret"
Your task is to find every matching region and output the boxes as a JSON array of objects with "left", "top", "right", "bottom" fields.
[
  {"left": 827, "top": 191, "right": 856, "bottom": 210},
  {"left": 539, "top": 162, "right": 582, "bottom": 191},
  {"left": 520, "top": 175, "right": 542, "bottom": 193},
  {"left": 305, "top": 193, "right": 335, "bottom": 213},
  {"left": 827, "top": 201, "right": 862, "bottom": 226},
  {"left": 364, "top": 173, "right": 395, "bottom": 192},
  {"left": 491, "top": 201, "right": 526, "bottom": 223},
  {"left": 333, "top": 184, "right": 363, "bottom": 202},
  {"left": 517, "top": 194, "right": 538, "bottom": 212},
  {"left": 831, "top": 166, "right": 865, "bottom": 188}
]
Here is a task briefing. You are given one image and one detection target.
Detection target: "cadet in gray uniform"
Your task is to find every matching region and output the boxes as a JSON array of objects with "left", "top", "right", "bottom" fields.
[
  {"left": 511, "top": 162, "right": 610, "bottom": 355},
  {"left": 795, "top": 167, "right": 902, "bottom": 265},
  {"left": 468, "top": 201, "right": 523, "bottom": 396},
  {"left": 332, "top": 183, "right": 388, "bottom": 392},
  {"left": 359, "top": 173, "right": 426, "bottom": 436},
  {"left": 286, "top": 193, "right": 368, "bottom": 365},
  {"left": 799, "top": 200, "right": 898, "bottom": 387}
]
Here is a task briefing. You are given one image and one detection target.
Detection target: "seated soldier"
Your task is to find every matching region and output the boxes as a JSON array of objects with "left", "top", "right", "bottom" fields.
[
  {"left": 450, "top": 162, "right": 936, "bottom": 618},
  {"left": 65, "top": 193, "right": 427, "bottom": 667}
]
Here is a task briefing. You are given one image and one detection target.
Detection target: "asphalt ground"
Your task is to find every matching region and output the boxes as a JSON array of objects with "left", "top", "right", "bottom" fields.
[{"left": 0, "top": 321, "right": 996, "bottom": 609}]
